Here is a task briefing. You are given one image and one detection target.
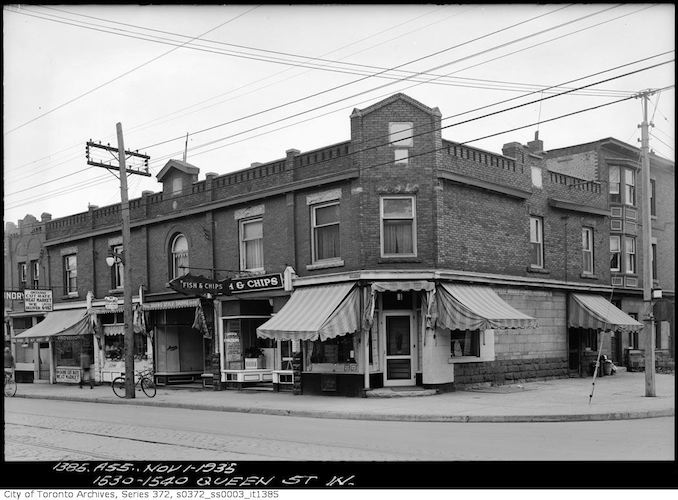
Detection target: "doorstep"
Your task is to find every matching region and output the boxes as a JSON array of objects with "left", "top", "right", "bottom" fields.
[{"left": 365, "top": 386, "right": 438, "bottom": 398}]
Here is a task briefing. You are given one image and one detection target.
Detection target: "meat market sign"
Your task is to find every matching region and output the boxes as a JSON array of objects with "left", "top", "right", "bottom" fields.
[{"left": 168, "top": 273, "right": 284, "bottom": 297}]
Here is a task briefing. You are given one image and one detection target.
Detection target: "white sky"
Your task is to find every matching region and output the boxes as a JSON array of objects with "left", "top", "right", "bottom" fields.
[{"left": 3, "top": 4, "right": 675, "bottom": 226}]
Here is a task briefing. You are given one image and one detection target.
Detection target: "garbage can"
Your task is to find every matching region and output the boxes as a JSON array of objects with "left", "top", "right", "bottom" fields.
[{"left": 603, "top": 360, "right": 613, "bottom": 376}]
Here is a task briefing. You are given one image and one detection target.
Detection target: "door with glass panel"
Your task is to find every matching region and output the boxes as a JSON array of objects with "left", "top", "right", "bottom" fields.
[{"left": 382, "top": 312, "right": 415, "bottom": 386}]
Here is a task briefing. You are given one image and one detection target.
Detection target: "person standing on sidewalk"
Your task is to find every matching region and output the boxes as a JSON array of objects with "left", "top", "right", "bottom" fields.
[
  {"left": 4, "top": 346, "right": 15, "bottom": 379},
  {"left": 79, "top": 349, "right": 93, "bottom": 389}
]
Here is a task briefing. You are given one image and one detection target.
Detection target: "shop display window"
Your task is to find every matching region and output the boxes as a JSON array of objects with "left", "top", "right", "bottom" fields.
[
  {"left": 450, "top": 329, "right": 480, "bottom": 357},
  {"left": 310, "top": 334, "right": 355, "bottom": 363}
]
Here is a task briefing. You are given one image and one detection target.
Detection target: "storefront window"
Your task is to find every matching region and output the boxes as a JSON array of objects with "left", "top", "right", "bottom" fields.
[
  {"left": 104, "top": 333, "right": 146, "bottom": 360},
  {"left": 450, "top": 329, "right": 480, "bottom": 357},
  {"left": 310, "top": 334, "right": 355, "bottom": 363}
]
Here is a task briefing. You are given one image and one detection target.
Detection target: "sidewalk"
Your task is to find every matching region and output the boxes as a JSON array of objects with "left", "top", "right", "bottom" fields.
[{"left": 9, "top": 368, "right": 675, "bottom": 423}]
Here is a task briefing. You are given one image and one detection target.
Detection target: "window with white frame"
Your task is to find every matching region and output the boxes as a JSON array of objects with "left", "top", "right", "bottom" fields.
[
  {"left": 111, "top": 244, "right": 124, "bottom": 289},
  {"left": 240, "top": 218, "right": 264, "bottom": 272},
  {"left": 171, "top": 234, "right": 189, "bottom": 279},
  {"left": 381, "top": 196, "right": 416, "bottom": 257},
  {"left": 529, "top": 216, "right": 544, "bottom": 268},
  {"left": 18, "top": 262, "right": 27, "bottom": 287},
  {"left": 651, "top": 243, "right": 657, "bottom": 281},
  {"left": 650, "top": 179, "right": 656, "bottom": 216},
  {"left": 64, "top": 254, "right": 77, "bottom": 294},
  {"left": 450, "top": 329, "right": 480, "bottom": 357},
  {"left": 624, "top": 236, "right": 636, "bottom": 274},
  {"left": 609, "top": 165, "right": 636, "bottom": 206},
  {"left": 31, "top": 261, "right": 39, "bottom": 288},
  {"left": 311, "top": 202, "right": 340, "bottom": 263},
  {"left": 582, "top": 227, "right": 594, "bottom": 274},
  {"left": 610, "top": 235, "right": 621, "bottom": 272}
]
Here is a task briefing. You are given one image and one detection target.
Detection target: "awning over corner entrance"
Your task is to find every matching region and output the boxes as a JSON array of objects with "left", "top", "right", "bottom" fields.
[
  {"left": 569, "top": 293, "right": 643, "bottom": 333},
  {"left": 257, "top": 283, "right": 359, "bottom": 341},
  {"left": 14, "top": 309, "right": 90, "bottom": 342},
  {"left": 436, "top": 283, "right": 537, "bottom": 330}
]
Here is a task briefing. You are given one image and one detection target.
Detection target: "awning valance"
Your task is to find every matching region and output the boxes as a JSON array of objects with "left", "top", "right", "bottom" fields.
[
  {"left": 142, "top": 298, "right": 200, "bottom": 311},
  {"left": 436, "top": 284, "right": 537, "bottom": 330},
  {"left": 14, "top": 309, "right": 90, "bottom": 341},
  {"left": 371, "top": 281, "right": 435, "bottom": 293},
  {"left": 569, "top": 293, "right": 643, "bottom": 333},
  {"left": 257, "top": 283, "right": 359, "bottom": 341}
]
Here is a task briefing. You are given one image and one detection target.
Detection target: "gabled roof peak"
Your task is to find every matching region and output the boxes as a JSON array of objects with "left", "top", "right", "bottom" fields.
[
  {"left": 350, "top": 93, "right": 441, "bottom": 118},
  {"left": 156, "top": 159, "right": 200, "bottom": 182}
]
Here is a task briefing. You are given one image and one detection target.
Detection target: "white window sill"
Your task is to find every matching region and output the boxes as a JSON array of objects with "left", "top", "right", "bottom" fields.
[
  {"left": 448, "top": 356, "right": 482, "bottom": 363},
  {"left": 306, "top": 259, "right": 344, "bottom": 271}
]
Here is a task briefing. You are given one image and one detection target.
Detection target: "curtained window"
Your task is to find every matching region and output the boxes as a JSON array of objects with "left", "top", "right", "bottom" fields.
[
  {"left": 312, "top": 202, "right": 340, "bottom": 262},
  {"left": 240, "top": 218, "right": 264, "bottom": 272},
  {"left": 582, "top": 227, "right": 594, "bottom": 274},
  {"left": 624, "top": 236, "right": 636, "bottom": 274},
  {"left": 610, "top": 235, "right": 621, "bottom": 271},
  {"left": 64, "top": 254, "right": 77, "bottom": 294},
  {"left": 381, "top": 196, "right": 416, "bottom": 257}
]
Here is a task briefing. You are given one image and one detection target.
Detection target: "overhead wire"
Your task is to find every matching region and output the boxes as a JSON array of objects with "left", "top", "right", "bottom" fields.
[{"left": 3, "top": 5, "right": 262, "bottom": 135}]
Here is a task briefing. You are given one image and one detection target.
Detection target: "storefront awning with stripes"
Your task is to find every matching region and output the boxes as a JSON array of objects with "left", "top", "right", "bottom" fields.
[
  {"left": 14, "top": 309, "right": 90, "bottom": 342},
  {"left": 436, "top": 283, "right": 537, "bottom": 330},
  {"left": 257, "top": 283, "right": 359, "bottom": 341},
  {"left": 568, "top": 293, "right": 643, "bottom": 333}
]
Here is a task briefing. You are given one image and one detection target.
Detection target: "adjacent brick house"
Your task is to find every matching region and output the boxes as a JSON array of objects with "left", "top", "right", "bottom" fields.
[{"left": 9, "top": 93, "right": 672, "bottom": 395}]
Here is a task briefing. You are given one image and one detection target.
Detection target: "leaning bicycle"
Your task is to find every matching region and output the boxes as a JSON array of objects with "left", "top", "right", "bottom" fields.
[
  {"left": 4, "top": 371, "right": 17, "bottom": 397},
  {"left": 111, "top": 368, "right": 156, "bottom": 398}
]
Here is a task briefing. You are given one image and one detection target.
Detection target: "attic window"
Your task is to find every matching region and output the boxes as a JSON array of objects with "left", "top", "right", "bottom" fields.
[{"left": 172, "top": 177, "right": 182, "bottom": 196}]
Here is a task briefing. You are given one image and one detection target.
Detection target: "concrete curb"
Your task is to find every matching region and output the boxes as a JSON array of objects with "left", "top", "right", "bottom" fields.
[{"left": 12, "top": 393, "right": 675, "bottom": 423}]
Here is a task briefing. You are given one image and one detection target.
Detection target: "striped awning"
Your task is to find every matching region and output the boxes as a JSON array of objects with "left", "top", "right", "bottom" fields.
[
  {"left": 14, "top": 309, "right": 90, "bottom": 341},
  {"left": 436, "top": 284, "right": 537, "bottom": 330},
  {"left": 569, "top": 293, "right": 643, "bottom": 333},
  {"left": 371, "top": 281, "right": 435, "bottom": 293},
  {"left": 257, "top": 283, "right": 359, "bottom": 341}
]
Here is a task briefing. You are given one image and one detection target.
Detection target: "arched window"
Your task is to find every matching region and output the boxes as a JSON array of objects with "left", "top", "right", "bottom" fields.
[{"left": 171, "top": 234, "right": 189, "bottom": 279}]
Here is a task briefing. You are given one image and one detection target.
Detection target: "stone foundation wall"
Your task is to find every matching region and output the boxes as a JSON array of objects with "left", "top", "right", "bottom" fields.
[{"left": 453, "top": 357, "right": 568, "bottom": 387}]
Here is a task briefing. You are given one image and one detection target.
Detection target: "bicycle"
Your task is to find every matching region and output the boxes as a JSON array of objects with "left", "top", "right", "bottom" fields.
[
  {"left": 4, "top": 371, "right": 17, "bottom": 397},
  {"left": 111, "top": 368, "right": 156, "bottom": 398}
]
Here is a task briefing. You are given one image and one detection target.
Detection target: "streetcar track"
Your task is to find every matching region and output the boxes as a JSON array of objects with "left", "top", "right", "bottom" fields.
[
  {"left": 4, "top": 422, "right": 275, "bottom": 459},
  {"left": 4, "top": 435, "right": 118, "bottom": 461},
  {"left": 5, "top": 407, "right": 415, "bottom": 459}
]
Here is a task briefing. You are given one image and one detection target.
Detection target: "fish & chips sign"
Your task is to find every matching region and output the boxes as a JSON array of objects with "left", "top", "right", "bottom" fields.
[{"left": 169, "top": 273, "right": 284, "bottom": 297}]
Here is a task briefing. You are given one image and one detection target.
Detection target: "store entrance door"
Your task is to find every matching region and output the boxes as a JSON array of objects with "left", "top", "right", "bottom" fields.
[
  {"left": 38, "top": 342, "right": 50, "bottom": 381},
  {"left": 383, "top": 312, "right": 415, "bottom": 387}
]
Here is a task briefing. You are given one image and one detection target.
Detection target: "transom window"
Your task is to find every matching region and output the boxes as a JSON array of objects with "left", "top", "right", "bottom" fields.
[
  {"left": 380, "top": 196, "right": 416, "bottom": 257},
  {"left": 529, "top": 216, "right": 544, "bottom": 269},
  {"left": 240, "top": 218, "right": 264, "bottom": 272},
  {"left": 312, "top": 202, "right": 340, "bottom": 263},
  {"left": 64, "top": 254, "right": 77, "bottom": 294},
  {"left": 171, "top": 234, "right": 189, "bottom": 279},
  {"left": 582, "top": 227, "right": 594, "bottom": 275}
]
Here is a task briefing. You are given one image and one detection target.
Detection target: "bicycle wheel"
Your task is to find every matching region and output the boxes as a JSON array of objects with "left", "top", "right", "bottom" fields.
[
  {"left": 4, "top": 377, "right": 17, "bottom": 397},
  {"left": 111, "top": 377, "right": 127, "bottom": 398},
  {"left": 140, "top": 377, "right": 156, "bottom": 398}
]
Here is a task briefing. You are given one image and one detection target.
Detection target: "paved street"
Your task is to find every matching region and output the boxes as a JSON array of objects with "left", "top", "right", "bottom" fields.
[{"left": 4, "top": 398, "right": 674, "bottom": 461}]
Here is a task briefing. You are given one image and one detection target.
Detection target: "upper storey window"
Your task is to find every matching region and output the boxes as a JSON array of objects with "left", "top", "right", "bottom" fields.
[
  {"left": 311, "top": 202, "right": 340, "bottom": 263},
  {"left": 64, "top": 254, "right": 78, "bottom": 295},
  {"left": 381, "top": 196, "right": 417, "bottom": 257},
  {"left": 529, "top": 216, "right": 544, "bottom": 269},
  {"left": 389, "top": 122, "right": 413, "bottom": 165},
  {"left": 171, "top": 234, "right": 189, "bottom": 279},
  {"left": 609, "top": 165, "right": 636, "bottom": 206},
  {"left": 240, "top": 218, "right": 264, "bottom": 272}
]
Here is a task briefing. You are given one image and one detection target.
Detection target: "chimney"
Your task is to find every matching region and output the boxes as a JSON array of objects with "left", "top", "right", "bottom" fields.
[
  {"left": 41, "top": 213, "right": 52, "bottom": 222},
  {"left": 250, "top": 162, "right": 263, "bottom": 168},
  {"left": 527, "top": 131, "right": 544, "bottom": 154}
]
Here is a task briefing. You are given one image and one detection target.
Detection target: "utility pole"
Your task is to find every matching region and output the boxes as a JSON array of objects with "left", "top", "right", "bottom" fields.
[
  {"left": 637, "top": 89, "right": 656, "bottom": 397},
  {"left": 87, "top": 124, "right": 150, "bottom": 398}
]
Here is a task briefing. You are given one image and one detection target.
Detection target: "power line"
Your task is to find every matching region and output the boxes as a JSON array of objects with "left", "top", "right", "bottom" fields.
[
  {"left": 140, "top": 4, "right": 624, "bottom": 153},
  {"left": 3, "top": 5, "right": 262, "bottom": 135}
]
